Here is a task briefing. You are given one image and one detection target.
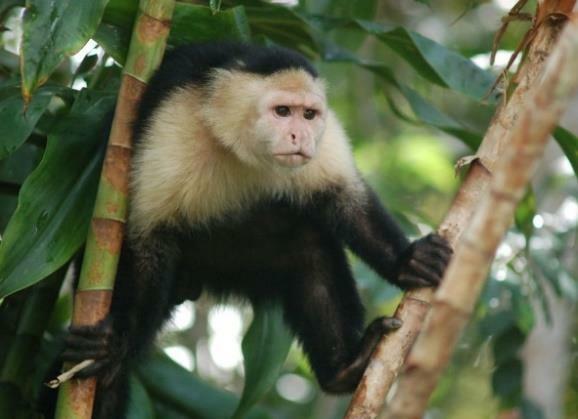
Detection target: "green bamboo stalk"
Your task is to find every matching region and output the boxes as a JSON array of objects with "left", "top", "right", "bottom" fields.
[{"left": 54, "top": 1, "right": 176, "bottom": 418}]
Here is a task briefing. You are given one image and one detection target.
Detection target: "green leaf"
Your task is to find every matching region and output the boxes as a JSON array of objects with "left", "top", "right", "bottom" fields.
[
  {"left": 0, "top": 86, "right": 52, "bottom": 159},
  {"left": 0, "top": 90, "right": 114, "bottom": 298},
  {"left": 127, "top": 374, "right": 156, "bottom": 419},
  {"left": 352, "top": 20, "right": 498, "bottom": 102},
  {"left": 553, "top": 126, "right": 578, "bottom": 181},
  {"left": 169, "top": 4, "right": 251, "bottom": 46},
  {"left": 102, "top": 0, "right": 137, "bottom": 29},
  {"left": 492, "top": 327, "right": 525, "bottom": 365},
  {"left": 318, "top": 47, "right": 483, "bottom": 148},
  {"left": 512, "top": 290, "right": 535, "bottom": 333},
  {"left": 478, "top": 308, "right": 516, "bottom": 338},
  {"left": 20, "top": 0, "right": 108, "bottom": 98},
  {"left": 137, "top": 352, "right": 269, "bottom": 419},
  {"left": 240, "top": 2, "right": 318, "bottom": 54},
  {"left": 514, "top": 188, "right": 536, "bottom": 240},
  {"left": 491, "top": 358, "right": 522, "bottom": 406},
  {"left": 233, "top": 304, "right": 293, "bottom": 419},
  {"left": 0, "top": 0, "right": 23, "bottom": 18},
  {"left": 93, "top": 22, "right": 131, "bottom": 64},
  {"left": 98, "top": 4, "right": 251, "bottom": 64},
  {"left": 313, "top": 16, "right": 497, "bottom": 102},
  {"left": 0, "top": 142, "right": 43, "bottom": 186},
  {"left": 75, "top": 53, "right": 99, "bottom": 76}
]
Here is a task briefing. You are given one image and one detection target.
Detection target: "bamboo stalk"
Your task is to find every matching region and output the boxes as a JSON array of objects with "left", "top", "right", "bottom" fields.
[
  {"left": 344, "top": 1, "right": 576, "bottom": 417},
  {"left": 54, "top": 1, "right": 175, "bottom": 418},
  {"left": 383, "top": 12, "right": 578, "bottom": 419}
]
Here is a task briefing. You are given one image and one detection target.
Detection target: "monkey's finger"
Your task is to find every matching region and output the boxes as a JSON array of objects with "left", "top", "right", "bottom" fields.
[
  {"left": 415, "top": 245, "right": 453, "bottom": 264},
  {"left": 411, "top": 251, "right": 448, "bottom": 276},
  {"left": 408, "top": 259, "right": 442, "bottom": 284},
  {"left": 69, "top": 322, "right": 113, "bottom": 338},
  {"left": 380, "top": 317, "right": 403, "bottom": 331},
  {"left": 426, "top": 233, "right": 452, "bottom": 247},
  {"left": 62, "top": 348, "right": 109, "bottom": 362},
  {"left": 397, "top": 273, "right": 432, "bottom": 289},
  {"left": 65, "top": 334, "right": 109, "bottom": 350},
  {"left": 366, "top": 316, "right": 401, "bottom": 334}
]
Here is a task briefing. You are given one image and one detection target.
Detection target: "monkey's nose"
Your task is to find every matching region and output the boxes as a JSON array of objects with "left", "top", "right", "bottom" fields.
[{"left": 290, "top": 133, "right": 298, "bottom": 144}]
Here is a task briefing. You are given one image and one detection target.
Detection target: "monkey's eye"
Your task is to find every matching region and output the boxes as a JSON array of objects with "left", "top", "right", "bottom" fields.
[
  {"left": 303, "top": 109, "right": 317, "bottom": 120},
  {"left": 275, "top": 106, "right": 291, "bottom": 117}
]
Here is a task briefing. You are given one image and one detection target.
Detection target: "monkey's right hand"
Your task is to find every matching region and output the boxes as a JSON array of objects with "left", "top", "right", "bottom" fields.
[
  {"left": 393, "top": 233, "right": 453, "bottom": 290},
  {"left": 62, "top": 316, "right": 127, "bottom": 387}
]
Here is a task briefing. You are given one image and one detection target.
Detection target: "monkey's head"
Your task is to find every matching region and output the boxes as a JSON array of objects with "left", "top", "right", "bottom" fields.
[{"left": 203, "top": 68, "right": 327, "bottom": 170}]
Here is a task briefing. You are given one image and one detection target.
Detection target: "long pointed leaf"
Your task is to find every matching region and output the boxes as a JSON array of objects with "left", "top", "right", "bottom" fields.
[
  {"left": 233, "top": 304, "right": 293, "bottom": 419},
  {"left": 20, "top": 0, "right": 108, "bottom": 99},
  {"left": 0, "top": 86, "right": 52, "bottom": 159},
  {"left": 0, "top": 91, "right": 114, "bottom": 298}
]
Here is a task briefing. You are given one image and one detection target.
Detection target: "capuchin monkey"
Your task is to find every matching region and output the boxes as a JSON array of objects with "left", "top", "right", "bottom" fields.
[{"left": 62, "top": 42, "right": 452, "bottom": 418}]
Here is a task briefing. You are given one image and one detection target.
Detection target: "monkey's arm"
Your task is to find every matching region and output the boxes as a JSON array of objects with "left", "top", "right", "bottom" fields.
[{"left": 319, "top": 183, "right": 452, "bottom": 289}]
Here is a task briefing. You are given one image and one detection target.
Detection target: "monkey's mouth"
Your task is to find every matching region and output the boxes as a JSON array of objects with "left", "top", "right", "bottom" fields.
[{"left": 274, "top": 152, "right": 311, "bottom": 167}]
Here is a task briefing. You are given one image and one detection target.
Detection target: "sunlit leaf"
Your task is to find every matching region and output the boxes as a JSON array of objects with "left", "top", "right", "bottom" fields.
[
  {"left": 233, "top": 304, "right": 293, "bottom": 419},
  {"left": 0, "top": 91, "right": 114, "bottom": 298},
  {"left": 20, "top": 0, "right": 108, "bottom": 98}
]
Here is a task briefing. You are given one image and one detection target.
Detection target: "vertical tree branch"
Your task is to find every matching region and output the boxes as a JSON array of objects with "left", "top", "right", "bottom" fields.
[
  {"left": 54, "top": 1, "right": 175, "bottom": 418},
  {"left": 383, "top": 12, "right": 578, "bottom": 419},
  {"left": 345, "top": 1, "right": 576, "bottom": 418}
]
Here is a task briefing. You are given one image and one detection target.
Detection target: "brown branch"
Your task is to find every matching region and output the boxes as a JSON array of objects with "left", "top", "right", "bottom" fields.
[
  {"left": 344, "top": 1, "right": 576, "bottom": 418},
  {"left": 383, "top": 12, "right": 578, "bottom": 419}
]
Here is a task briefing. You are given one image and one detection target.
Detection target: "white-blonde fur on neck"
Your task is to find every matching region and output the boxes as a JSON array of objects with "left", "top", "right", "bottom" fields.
[{"left": 129, "top": 69, "right": 362, "bottom": 238}]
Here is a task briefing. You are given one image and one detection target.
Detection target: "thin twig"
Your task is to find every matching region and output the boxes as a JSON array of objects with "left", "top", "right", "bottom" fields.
[{"left": 45, "top": 359, "right": 95, "bottom": 388}]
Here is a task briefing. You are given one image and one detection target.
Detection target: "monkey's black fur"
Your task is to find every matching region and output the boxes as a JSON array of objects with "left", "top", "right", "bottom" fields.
[{"left": 61, "top": 43, "right": 452, "bottom": 419}]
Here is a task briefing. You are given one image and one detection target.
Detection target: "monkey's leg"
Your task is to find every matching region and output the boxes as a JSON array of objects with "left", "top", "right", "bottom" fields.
[
  {"left": 282, "top": 241, "right": 401, "bottom": 393},
  {"left": 62, "top": 233, "right": 181, "bottom": 418}
]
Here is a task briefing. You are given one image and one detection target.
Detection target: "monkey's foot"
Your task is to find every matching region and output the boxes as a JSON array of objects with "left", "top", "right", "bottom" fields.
[
  {"left": 322, "top": 316, "right": 402, "bottom": 393},
  {"left": 62, "top": 317, "right": 125, "bottom": 386}
]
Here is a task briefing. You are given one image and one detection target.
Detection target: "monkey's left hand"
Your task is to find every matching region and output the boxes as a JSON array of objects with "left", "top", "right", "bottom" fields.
[
  {"left": 394, "top": 233, "right": 453, "bottom": 290},
  {"left": 61, "top": 316, "right": 127, "bottom": 387}
]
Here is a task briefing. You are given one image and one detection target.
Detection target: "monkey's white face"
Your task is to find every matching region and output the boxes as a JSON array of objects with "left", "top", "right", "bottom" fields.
[
  {"left": 202, "top": 69, "right": 328, "bottom": 170},
  {"left": 255, "top": 90, "right": 327, "bottom": 168}
]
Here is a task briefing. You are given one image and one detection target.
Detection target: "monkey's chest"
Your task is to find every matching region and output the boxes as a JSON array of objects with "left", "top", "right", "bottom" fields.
[{"left": 180, "top": 202, "right": 327, "bottom": 272}]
